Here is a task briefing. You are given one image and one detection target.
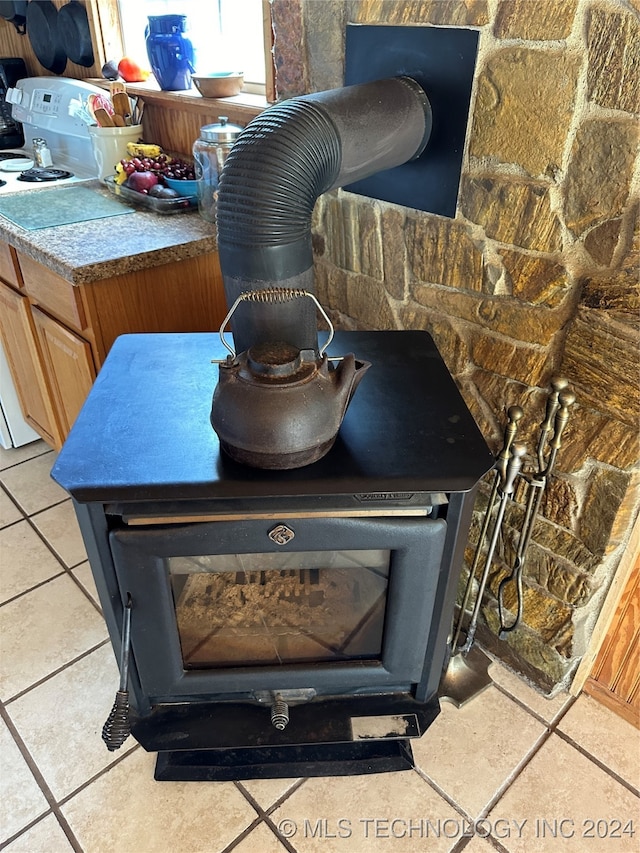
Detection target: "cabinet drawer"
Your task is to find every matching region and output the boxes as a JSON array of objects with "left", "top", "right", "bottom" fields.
[
  {"left": 0, "top": 241, "right": 23, "bottom": 289},
  {"left": 18, "top": 252, "right": 87, "bottom": 331}
]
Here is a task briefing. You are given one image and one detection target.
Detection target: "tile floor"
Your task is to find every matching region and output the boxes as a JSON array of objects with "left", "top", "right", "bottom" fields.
[{"left": 1, "top": 440, "right": 638, "bottom": 853}]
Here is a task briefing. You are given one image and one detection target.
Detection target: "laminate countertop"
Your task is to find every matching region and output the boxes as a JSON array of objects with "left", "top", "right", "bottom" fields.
[{"left": 0, "top": 180, "right": 217, "bottom": 285}]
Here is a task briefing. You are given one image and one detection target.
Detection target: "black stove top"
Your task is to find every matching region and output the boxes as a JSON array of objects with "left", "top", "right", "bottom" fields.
[
  {"left": 17, "top": 167, "right": 74, "bottom": 182},
  {"left": 0, "top": 152, "right": 29, "bottom": 161},
  {"left": 52, "top": 331, "right": 495, "bottom": 503}
]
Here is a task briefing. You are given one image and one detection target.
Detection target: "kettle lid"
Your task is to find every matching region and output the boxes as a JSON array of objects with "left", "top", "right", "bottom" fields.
[{"left": 200, "top": 116, "right": 243, "bottom": 143}]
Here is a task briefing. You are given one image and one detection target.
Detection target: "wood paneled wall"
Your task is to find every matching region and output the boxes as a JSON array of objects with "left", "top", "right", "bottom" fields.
[{"left": 0, "top": 0, "right": 120, "bottom": 81}]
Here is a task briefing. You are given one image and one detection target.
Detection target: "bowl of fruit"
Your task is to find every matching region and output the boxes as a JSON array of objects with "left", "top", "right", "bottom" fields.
[
  {"left": 108, "top": 144, "right": 199, "bottom": 213},
  {"left": 163, "top": 177, "right": 198, "bottom": 200}
]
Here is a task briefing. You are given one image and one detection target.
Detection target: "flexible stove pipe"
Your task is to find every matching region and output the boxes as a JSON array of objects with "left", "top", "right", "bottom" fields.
[{"left": 216, "top": 77, "right": 431, "bottom": 355}]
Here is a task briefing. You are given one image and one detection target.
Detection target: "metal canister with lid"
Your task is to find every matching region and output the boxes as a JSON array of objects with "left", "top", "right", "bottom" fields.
[{"left": 192, "top": 116, "right": 243, "bottom": 223}]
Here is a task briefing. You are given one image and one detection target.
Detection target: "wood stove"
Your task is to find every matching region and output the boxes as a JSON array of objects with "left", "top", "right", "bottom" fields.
[{"left": 51, "top": 329, "right": 494, "bottom": 781}]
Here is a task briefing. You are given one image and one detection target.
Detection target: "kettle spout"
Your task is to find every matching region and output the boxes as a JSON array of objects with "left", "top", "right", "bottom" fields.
[{"left": 330, "top": 353, "right": 372, "bottom": 419}]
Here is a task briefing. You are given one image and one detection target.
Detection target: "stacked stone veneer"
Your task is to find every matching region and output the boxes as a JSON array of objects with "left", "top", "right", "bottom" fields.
[{"left": 270, "top": 0, "right": 640, "bottom": 692}]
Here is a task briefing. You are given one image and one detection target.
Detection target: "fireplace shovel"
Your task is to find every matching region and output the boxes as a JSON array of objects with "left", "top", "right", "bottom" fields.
[
  {"left": 440, "top": 433, "right": 526, "bottom": 708},
  {"left": 440, "top": 379, "right": 575, "bottom": 707},
  {"left": 102, "top": 595, "right": 133, "bottom": 751}
]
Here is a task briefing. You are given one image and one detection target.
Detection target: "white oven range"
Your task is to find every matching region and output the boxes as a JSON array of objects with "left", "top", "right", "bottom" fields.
[{"left": 0, "top": 77, "right": 105, "bottom": 446}]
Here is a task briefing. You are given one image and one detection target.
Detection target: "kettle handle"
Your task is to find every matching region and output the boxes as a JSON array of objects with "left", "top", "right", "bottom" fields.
[{"left": 217, "top": 288, "right": 335, "bottom": 358}]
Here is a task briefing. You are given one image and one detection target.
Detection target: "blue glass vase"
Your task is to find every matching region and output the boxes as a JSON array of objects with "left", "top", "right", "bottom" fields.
[{"left": 146, "top": 15, "right": 195, "bottom": 91}]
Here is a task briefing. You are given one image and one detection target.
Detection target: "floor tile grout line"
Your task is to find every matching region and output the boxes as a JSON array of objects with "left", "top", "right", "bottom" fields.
[
  {"left": 54, "top": 743, "right": 141, "bottom": 810},
  {"left": 264, "top": 778, "right": 309, "bottom": 816},
  {"left": 3, "top": 638, "right": 111, "bottom": 706},
  {"left": 0, "top": 811, "right": 53, "bottom": 851},
  {"left": 413, "top": 765, "right": 476, "bottom": 822},
  {"left": 491, "top": 680, "right": 576, "bottom": 729},
  {"left": 553, "top": 728, "right": 640, "bottom": 798},
  {"left": 262, "top": 813, "right": 301, "bottom": 853},
  {"left": 234, "top": 777, "right": 307, "bottom": 819},
  {"left": 475, "top": 726, "right": 555, "bottom": 820},
  {"left": 0, "top": 568, "right": 68, "bottom": 608},
  {"left": 488, "top": 687, "right": 639, "bottom": 795},
  {"left": 0, "top": 445, "right": 53, "bottom": 472},
  {"left": 0, "top": 702, "right": 83, "bottom": 853},
  {"left": 218, "top": 816, "right": 267, "bottom": 853}
]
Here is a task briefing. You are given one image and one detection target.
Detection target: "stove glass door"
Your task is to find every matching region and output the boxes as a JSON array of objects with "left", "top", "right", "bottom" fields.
[
  {"left": 169, "top": 549, "right": 390, "bottom": 668},
  {"left": 109, "top": 514, "right": 447, "bottom": 700}
]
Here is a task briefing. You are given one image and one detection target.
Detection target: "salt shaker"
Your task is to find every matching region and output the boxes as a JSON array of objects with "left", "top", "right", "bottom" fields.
[{"left": 32, "top": 137, "right": 52, "bottom": 168}]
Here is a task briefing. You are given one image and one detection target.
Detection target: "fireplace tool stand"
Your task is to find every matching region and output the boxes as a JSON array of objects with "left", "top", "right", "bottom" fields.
[{"left": 440, "top": 378, "right": 575, "bottom": 707}]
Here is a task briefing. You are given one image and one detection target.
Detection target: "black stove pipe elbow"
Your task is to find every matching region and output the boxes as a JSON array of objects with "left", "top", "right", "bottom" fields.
[{"left": 216, "top": 76, "right": 431, "bottom": 355}]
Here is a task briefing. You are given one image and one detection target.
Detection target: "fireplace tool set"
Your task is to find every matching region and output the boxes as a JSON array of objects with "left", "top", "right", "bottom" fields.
[{"left": 440, "top": 378, "right": 576, "bottom": 706}]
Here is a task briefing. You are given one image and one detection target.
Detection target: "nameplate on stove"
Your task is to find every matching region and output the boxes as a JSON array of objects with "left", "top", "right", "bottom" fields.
[{"left": 350, "top": 713, "right": 420, "bottom": 741}]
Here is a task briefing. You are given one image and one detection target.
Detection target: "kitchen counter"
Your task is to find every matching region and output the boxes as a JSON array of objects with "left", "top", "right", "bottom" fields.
[{"left": 0, "top": 179, "right": 217, "bottom": 285}]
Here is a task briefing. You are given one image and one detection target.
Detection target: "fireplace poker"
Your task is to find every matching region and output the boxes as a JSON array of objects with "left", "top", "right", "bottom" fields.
[
  {"left": 102, "top": 594, "right": 133, "bottom": 751},
  {"left": 457, "top": 442, "right": 526, "bottom": 655},
  {"left": 497, "top": 383, "right": 575, "bottom": 636},
  {"left": 450, "top": 405, "right": 524, "bottom": 656}
]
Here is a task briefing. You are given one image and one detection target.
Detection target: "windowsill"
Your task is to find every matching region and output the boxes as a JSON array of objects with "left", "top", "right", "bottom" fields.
[{"left": 88, "top": 79, "right": 269, "bottom": 125}]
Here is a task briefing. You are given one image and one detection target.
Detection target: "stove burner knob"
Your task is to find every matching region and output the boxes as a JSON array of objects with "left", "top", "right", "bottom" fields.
[{"left": 271, "top": 697, "right": 289, "bottom": 730}]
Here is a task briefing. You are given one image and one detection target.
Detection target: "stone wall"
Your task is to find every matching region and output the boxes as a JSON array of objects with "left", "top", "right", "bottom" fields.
[{"left": 271, "top": 0, "right": 640, "bottom": 693}]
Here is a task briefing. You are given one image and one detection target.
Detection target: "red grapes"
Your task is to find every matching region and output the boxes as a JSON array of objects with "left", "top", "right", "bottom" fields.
[{"left": 119, "top": 155, "right": 196, "bottom": 182}]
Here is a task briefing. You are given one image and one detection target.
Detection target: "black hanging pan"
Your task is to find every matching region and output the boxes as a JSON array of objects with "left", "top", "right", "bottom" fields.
[
  {"left": 58, "top": 1, "right": 94, "bottom": 68},
  {"left": 0, "top": 1, "right": 27, "bottom": 33},
  {"left": 26, "top": 0, "right": 67, "bottom": 75}
]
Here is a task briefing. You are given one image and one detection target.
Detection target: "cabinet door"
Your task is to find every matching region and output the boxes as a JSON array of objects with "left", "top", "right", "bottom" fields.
[
  {"left": 31, "top": 307, "right": 97, "bottom": 437},
  {"left": 0, "top": 282, "right": 62, "bottom": 447}
]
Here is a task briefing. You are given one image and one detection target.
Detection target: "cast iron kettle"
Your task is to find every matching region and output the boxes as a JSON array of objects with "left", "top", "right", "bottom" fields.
[{"left": 210, "top": 289, "right": 370, "bottom": 469}]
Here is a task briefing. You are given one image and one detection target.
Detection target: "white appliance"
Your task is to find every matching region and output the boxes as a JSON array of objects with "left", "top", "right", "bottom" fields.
[
  {"left": 0, "top": 78, "right": 104, "bottom": 446},
  {"left": 0, "top": 339, "right": 39, "bottom": 447},
  {"left": 1, "top": 76, "right": 104, "bottom": 195}
]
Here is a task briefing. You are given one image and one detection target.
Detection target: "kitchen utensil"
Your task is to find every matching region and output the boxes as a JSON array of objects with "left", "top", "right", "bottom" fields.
[
  {"left": 112, "top": 114, "right": 126, "bottom": 127},
  {"left": 0, "top": 1, "right": 27, "bottom": 33},
  {"left": 192, "top": 72, "right": 244, "bottom": 99},
  {"left": 88, "top": 123, "right": 143, "bottom": 180},
  {"left": 163, "top": 177, "right": 197, "bottom": 199},
  {"left": 58, "top": 1, "right": 95, "bottom": 67},
  {"left": 112, "top": 92, "right": 132, "bottom": 125},
  {"left": 87, "top": 93, "right": 114, "bottom": 122},
  {"left": 210, "top": 289, "right": 371, "bottom": 469},
  {"left": 109, "top": 80, "right": 126, "bottom": 97},
  {"left": 26, "top": 0, "right": 67, "bottom": 75},
  {"left": 0, "top": 185, "right": 134, "bottom": 230},
  {"left": 94, "top": 108, "right": 115, "bottom": 128}
]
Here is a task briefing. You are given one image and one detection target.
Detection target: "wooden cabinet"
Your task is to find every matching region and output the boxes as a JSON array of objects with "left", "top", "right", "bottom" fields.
[
  {"left": 32, "top": 307, "right": 97, "bottom": 437},
  {"left": 0, "top": 241, "right": 227, "bottom": 450},
  {"left": 0, "top": 281, "right": 62, "bottom": 446}
]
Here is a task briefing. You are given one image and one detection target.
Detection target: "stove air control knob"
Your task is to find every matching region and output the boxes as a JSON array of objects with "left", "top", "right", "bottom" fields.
[{"left": 271, "top": 696, "right": 289, "bottom": 730}]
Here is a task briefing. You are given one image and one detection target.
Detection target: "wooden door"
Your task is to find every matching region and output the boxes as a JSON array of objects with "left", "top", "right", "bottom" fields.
[
  {"left": 583, "top": 562, "right": 640, "bottom": 728},
  {"left": 0, "top": 282, "right": 62, "bottom": 447},
  {"left": 31, "top": 308, "right": 97, "bottom": 438}
]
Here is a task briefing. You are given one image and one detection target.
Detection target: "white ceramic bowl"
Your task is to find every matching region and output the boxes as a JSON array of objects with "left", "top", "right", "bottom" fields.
[{"left": 192, "top": 72, "right": 244, "bottom": 98}]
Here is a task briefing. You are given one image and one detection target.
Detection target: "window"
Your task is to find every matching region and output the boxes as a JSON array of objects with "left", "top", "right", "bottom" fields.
[{"left": 117, "top": 0, "right": 267, "bottom": 92}]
